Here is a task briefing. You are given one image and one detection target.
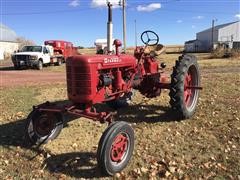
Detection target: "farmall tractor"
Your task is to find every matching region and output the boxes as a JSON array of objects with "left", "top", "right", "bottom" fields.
[{"left": 24, "top": 3, "right": 201, "bottom": 176}]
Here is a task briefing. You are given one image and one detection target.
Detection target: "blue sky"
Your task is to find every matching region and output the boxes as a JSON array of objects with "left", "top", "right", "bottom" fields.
[{"left": 1, "top": 0, "right": 240, "bottom": 47}]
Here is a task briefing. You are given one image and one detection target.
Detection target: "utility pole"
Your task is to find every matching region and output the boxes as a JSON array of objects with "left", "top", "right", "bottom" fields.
[
  {"left": 211, "top": 19, "right": 217, "bottom": 51},
  {"left": 122, "top": 0, "right": 127, "bottom": 53}
]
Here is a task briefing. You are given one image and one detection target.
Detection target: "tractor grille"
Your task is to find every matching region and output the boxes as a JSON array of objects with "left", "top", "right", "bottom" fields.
[{"left": 67, "top": 65, "right": 92, "bottom": 95}]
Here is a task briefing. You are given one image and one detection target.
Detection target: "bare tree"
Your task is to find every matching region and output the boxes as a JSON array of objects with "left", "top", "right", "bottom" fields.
[{"left": 16, "top": 37, "right": 35, "bottom": 50}]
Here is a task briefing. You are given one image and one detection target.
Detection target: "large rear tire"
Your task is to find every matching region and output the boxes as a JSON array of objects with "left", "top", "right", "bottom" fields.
[
  {"left": 169, "top": 54, "right": 200, "bottom": 120},
  {"left": 24, "top": 110, "right": 63, "bottom": 146},
  {"left": 97, "top": 121, "right": 134, "bottom": 176}
]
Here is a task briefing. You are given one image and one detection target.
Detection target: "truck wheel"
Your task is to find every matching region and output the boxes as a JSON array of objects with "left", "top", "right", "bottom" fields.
[
  {"left": 24, "top": 110, "right": 63, "bottom": 146},
  {"left": 37, "top": 60, "right": 43, "bottom": 70},
  {"left": 56, "top": 58, "right": 62, "bottom": 66},
  {"left": 97, "top": 121, "right": 134, "bottom": 176},
  {"left": 107, "top": 91, "right": 134, "bottom": 109},
  {"left": 169, "top": 54, "right": 200, "bottom": 120}
]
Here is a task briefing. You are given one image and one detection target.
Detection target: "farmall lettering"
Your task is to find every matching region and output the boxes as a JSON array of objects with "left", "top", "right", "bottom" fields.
[{"left": 104, "top": 57, "right": 122, "bottom": 64}]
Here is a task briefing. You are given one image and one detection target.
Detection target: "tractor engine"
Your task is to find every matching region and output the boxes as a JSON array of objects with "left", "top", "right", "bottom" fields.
[{"left": 66, "top": 54, "right": 137, "bottom": 106}]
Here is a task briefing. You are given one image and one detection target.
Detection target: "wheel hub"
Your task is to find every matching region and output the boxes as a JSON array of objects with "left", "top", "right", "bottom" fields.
[
  {"left": 184, "top": 72, "right": 193, "bottom": 106},
  {"left": 111, "top": 133, "right": 128, "bottom": 163},
  {"left": 184, "top": 65, "right": 199, "bottom": 110},
  {"left": 34, "top": 113, "right": 55, "bottom": 136}
]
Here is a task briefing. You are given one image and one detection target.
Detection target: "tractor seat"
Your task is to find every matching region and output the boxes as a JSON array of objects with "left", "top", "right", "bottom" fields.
[{"left": 144, "top": 44, "right": 166, "bottom": 56}]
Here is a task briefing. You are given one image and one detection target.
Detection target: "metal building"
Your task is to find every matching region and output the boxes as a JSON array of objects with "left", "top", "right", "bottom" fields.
[
  {"left": 185, "top": 21, "right": 240, "bottom": 52},
  {"left": 0, "top": 23, "right": 19, "bottom": 60},
  {"left": 184, "top": 39, "right": 202, "bottom": 53}
]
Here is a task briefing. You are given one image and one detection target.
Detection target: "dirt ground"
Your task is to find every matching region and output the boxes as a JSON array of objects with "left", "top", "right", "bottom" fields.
[
  {"left": 0, "top": 53, "right": 240, "bottom": 179},
  {"left": 0, "top": 60, "right": 66, "bottom": 87},
  {"left": 0, "top": 70, "right": 65, "bottom": 87}
]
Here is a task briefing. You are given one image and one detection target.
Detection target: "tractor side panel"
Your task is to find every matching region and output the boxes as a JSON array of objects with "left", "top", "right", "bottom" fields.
[{"left": 66, "top": 56, "right": 103, "bottom": 104}]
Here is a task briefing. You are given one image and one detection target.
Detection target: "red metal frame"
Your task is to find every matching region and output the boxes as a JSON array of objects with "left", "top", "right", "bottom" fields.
[
  {"left": 36, "top": 102, "right": 114, "bottom": 124},
  {"left": 35, "top": 41, "right": 202, "bottom": 125}
]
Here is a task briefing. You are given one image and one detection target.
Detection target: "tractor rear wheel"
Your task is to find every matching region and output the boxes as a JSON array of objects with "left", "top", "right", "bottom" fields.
[
  {"left": 97, "top": 121, "right": 134, "bottom": 176},
  {"left": 24, "top": 110, "right": 63, "bottom": 146},
  {"left": 169, "top": 54, "right": 200, "bottom": 119}
]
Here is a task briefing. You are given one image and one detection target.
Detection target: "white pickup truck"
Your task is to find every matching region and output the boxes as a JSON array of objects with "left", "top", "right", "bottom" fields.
[{"left": 12, "top": 45, "right": 64, "bottom": 70}]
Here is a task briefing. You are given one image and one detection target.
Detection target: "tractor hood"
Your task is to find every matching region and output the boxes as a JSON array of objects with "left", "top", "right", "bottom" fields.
[{"left": 67, "top": 54, "right": 137, "bottom": 70}]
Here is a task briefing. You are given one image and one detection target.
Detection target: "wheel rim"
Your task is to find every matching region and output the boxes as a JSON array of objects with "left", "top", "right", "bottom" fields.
[
  {"left": 110, "top": 133, "right": 129, "bottom": 164},
  {"left": 34, "top": 113, "right": 55, "bottom": 137},
  {"left": 184, "top": 65, "right": 199, "bottom": 110}
]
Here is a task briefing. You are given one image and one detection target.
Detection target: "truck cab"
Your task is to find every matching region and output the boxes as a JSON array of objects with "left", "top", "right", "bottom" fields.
[{"left": 12, "top": 45, "right": 51, "bottom": 70}]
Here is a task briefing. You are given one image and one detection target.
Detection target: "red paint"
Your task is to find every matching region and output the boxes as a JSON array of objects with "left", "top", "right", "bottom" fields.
[
  {"left": 44, "top": 40, "right": 75, "bottom": 60},
  {"left": 113, "top": 39, "right": 122, "bottom": 56},
  {"left": 37, "top": 40, "right": 201, "bottom": 124},
  {"left": 111, "top": 133, "right": 128, "bottom": 162},
  {"left": 143, "top": 57, "right": 159, "bottom": 74},
  {"left": 184, "top": 73, "right": 192, "bottom": 107},
  {"left": 66, "top": 54, "right": 136, "bottom": 105}
]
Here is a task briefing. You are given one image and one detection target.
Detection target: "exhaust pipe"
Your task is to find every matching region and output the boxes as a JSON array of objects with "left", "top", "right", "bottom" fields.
[{"left": 107, "top": 3, "right": 113, "bottom": 53}]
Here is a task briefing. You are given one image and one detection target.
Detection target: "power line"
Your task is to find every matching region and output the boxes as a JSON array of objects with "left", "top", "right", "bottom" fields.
[
  {"left": 0, "top": 8, "right": 95, "bottom": 16},
  {"left": 0, "top": 0, "right": 238, "bottom": 16}
]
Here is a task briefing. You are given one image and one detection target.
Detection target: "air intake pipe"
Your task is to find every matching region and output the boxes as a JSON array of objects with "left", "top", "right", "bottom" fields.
[{"left": 107, "top": 2, "right": 113, "bottom": 53}]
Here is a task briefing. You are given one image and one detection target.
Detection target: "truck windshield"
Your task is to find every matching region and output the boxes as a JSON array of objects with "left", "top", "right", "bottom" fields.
[{"left": 21, "top": 46, "right": 42, "bottom": 52}]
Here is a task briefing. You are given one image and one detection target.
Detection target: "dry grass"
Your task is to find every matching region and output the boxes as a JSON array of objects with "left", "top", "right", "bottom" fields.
[
  {"left": 211, "top": 48, "right": 240, "bottom": 60},
  {"left": 0, "top": 54, "right": 240, "bottom": 179}
]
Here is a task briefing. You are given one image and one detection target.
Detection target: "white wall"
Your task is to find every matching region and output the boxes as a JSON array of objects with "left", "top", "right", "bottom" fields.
[
  {"left": 197, "top": 29, "right": 219, "bottom": 52},
  {"left": 184, "top": 41, "right": 204, "bottom": 52},
  {"left": 0, "top": 41, "right": 19, "bottom": 59},
  {"left": 218, "top": 22, "right": 240, "bottom": 42}
]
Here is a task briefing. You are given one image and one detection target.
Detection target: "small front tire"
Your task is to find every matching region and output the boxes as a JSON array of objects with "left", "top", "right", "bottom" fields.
[
  {"left": 24, "top": 110, "right": 63, "bottom": 146},
  {"left": 97, "top": 121, "right": 134, "bottom": 176}
]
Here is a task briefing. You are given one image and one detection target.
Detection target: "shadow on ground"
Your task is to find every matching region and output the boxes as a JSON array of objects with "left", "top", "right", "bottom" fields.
[
  {"left": 44, "top": 152, "right": 103, "bottom": 179},
  {"left": 0, "top": 66, "right": 17, "bottom": 71},
  {"left": 0, "top": 101, "right": 179, "bottom": 178},
  {"left": 0, "top": 118, "right": 26, "bottom": 147},
  {"left": 116, "top": 104, "right": 179, "bottom": 123}
]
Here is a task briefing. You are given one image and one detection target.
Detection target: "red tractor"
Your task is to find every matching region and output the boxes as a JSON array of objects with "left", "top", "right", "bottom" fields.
[{"left": 24, "top": 4, "right": 201, "bottom": 176}]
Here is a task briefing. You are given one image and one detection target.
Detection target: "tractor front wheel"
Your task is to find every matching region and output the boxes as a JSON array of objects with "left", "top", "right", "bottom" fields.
[
  {"left": 169, "top": 54, "right": 200, "bottom": 120},
  {"left": 24, "top": 110, "right": 63, "bottom": 146},
  {"left": 97, "top": 121, "right": 134, "bottom": 176}
]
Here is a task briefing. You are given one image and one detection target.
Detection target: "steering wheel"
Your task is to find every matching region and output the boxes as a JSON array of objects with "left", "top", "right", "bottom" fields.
[{"left": 141, "top": 30, "right": 159, "bottom": 46}]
